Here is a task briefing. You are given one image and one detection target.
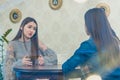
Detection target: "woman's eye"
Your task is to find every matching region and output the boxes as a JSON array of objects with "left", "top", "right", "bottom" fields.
[
  {"left": 27, "top": 25, "right": 36, "bottom": 30},
  {"left": 33, "top": 27, "right": 36, "bottom": 30},
  {"left": 28, "top": 26, "right": 32, "bottom": 28}
]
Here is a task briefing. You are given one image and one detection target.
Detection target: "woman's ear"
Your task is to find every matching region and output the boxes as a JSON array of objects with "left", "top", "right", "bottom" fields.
[
  {"left": 85, "top": 25, "right": 90, "bottom": 35},
  {"left": 20, "top": 27, "right": 22, "bottom": 30},
  {"left": 86, "top": 30, "right": 90, "bottom": 35}
]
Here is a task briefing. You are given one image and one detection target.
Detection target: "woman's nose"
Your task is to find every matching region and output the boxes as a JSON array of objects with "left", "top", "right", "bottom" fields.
[{"left": 30, "top": 29, "right": 34, "bottom": 32}]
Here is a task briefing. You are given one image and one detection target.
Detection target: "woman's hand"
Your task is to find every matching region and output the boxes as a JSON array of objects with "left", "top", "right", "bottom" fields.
[
  {"left": 38, "top": 55, "right": 44, "bottom": 65},
  {"left": 22, "top": 56, "right": 32, "bottom": 66}
]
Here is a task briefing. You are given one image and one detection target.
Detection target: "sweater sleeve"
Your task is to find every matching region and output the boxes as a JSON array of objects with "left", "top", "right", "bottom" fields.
[
  {"left": 2, "top": 42, "right": 16, "bottom": 80},
  {"left": 62, "top": 40, "right": 96, "bottom": 74},
  {"left": 42, "top": 48, "right": 58, "bottom": 65}
]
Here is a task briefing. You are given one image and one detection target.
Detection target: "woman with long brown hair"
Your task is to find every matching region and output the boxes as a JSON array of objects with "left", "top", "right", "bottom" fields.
[
  {"left": 3, "top": 17, "right": 57, "bottom": 80},
  {"left": 62, "top": 8, "right": 120, "bottom": 80}
]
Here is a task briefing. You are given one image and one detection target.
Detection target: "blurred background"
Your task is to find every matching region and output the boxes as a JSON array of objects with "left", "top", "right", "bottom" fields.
[
  {"left": 0, "top": 1, "right": 120, "bottom": 79},
  {"left": 1, "top": 0, "right": 120, "bottom": 65}
]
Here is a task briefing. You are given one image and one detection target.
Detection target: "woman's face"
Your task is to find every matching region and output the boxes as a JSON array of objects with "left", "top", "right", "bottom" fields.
[{"left": 22, "top": 21, "right": 37, "bottom": 40}]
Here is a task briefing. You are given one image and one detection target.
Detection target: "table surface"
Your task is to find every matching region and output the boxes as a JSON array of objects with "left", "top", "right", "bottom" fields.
[
  {"left": 14, "top": 64, "right": 63, "bottom": 73},
  {"left": 14, "top": 64, "right": 81, "bottom": 80}
]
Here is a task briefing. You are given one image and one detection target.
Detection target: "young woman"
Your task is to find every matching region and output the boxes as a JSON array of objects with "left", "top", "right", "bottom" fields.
[
  {"left": 62, "top": 8, "right": 120, "bottom": 80},
  {"left": 3, "top": 17, "right": 57, "bottom": 80}
]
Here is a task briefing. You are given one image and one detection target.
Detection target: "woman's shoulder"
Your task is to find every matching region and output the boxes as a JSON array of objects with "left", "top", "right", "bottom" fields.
[
  {"left": 79, "top": 38, "right": 97, "bottom": 51},
  {"left": 8, "top": 40, "right": 20, "bottom": 46},
  {"left": 80, "top": 38, "right": 95, "bottom": 46},
  {"left": 9, "top": 40, "right": 18, "bottom": 44}
]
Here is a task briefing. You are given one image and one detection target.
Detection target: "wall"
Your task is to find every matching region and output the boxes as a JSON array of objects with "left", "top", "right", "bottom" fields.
[{"left": 0, "top": 0, "right": 120, "bottom": 64}]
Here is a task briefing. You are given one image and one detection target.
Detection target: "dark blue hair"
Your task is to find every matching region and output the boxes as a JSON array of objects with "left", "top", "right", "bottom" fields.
[
  {"left": 85, "top": 8, "right": 120, "bottom": 71},
  {"left": 85, "top": 8, "right": 118, "bottom": 50}
]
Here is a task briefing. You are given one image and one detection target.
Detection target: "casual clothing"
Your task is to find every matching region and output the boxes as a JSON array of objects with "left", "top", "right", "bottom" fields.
[
  {"left": 62, "top": 38, "right": 120, "bottom": 80},
  {"left": 62, "top": 38, "right": 97, "bottom": 74},
  {"left": 3, "top": 40, "right": 57, "bottom": 80}
]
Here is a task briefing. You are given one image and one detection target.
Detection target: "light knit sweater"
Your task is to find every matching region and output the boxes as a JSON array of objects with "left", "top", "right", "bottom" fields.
[{"left": 2, "top": 40, "right": 57, "bottom": 80}]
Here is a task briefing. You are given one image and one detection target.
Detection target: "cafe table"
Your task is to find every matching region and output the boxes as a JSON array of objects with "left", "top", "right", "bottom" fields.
[{"left": 13, "top": 64, "right": 64, "bottom": 80}]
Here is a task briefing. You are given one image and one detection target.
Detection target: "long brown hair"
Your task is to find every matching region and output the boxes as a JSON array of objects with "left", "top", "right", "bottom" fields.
[
  {"left": 13, "top": 17, "right": 39, "bottom": 61},
  {"left": 85, "top": 8, "right": 120, "bottom": 71}
]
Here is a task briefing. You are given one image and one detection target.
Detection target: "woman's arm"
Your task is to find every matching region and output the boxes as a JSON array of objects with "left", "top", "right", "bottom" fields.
[
  {"left": 38, "top": 41, "right": 58, "bottom": 65},
  {"left": 43, "top": 48, "right": 58, "bottom": 65},
  {"left": 62, "top": 39, "right": 97, "bottom": 74},
  {"left": 2, "top": 43, "right": 16, "bottom": 80}
]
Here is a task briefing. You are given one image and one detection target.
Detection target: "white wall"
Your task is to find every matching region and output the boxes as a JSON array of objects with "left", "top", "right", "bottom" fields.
[{"left": 0, "top": 0, "right": 120, "bottom": 64}]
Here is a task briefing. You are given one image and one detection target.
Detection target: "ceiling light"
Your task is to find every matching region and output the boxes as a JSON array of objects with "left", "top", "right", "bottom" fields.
[{"left": 74, "top": 0, "right": 87, "bottom": 3}]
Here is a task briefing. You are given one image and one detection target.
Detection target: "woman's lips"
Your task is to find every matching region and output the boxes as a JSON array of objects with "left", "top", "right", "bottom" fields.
[{"left": 28, "top": 33, "right": 33, "bottom": 36}]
